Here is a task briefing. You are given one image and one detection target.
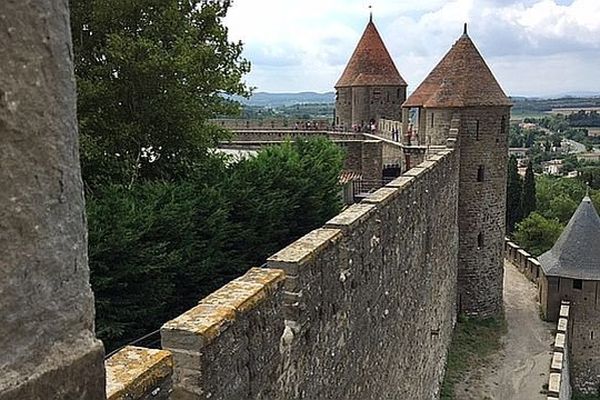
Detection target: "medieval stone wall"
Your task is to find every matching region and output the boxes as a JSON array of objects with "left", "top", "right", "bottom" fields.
[
  {"left": 335, "top": 87, "right": 353, "bottom": 129},
  {"left": 564, "top": 280, "right": 600, "bottom": 394},
  {"left": 159, "top": 149, "right": 459, "bottom": 400},
  {"left": 349, "top": 86, "right": 404, "bottom": 127}
]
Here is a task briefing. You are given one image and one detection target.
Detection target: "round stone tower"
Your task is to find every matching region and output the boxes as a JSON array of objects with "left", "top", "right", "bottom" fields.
[
  {"left": 403, "top": 25, "right": 512, "bottom": 318},
  {"left": 335, "top": 16, "right": 407, "bottom": 130}
]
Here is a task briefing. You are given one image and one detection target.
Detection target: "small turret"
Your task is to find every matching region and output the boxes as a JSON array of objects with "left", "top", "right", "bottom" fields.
[{"left": 335, "top": 16, "right": 407, "bottom": 130}]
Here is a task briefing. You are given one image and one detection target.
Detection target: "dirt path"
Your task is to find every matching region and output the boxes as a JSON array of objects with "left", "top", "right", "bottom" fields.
[{"left": 454, "top": 262, "right": 555, "bottom": 400}]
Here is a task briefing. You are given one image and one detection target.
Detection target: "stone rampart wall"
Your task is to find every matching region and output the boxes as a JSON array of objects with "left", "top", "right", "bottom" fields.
[
  {"left": 224, "top": 130, "right": 365, "bottom": 142},
  {"left": 213, "top": 118, "right": 332, "bottom": 130},
  {"left": 548, "top": 302, "right": 572, "bottom": 400},
  {"left": 504, "top": 239, "right": 542, "bottom": 283},
  {"left": 146, "top": 149, "right": 461, "bottom": 399}
]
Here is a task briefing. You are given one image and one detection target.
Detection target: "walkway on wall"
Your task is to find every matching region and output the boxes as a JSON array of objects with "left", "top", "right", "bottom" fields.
[{"left": 455, "top": 262, "right": 554, "bottom": 399}]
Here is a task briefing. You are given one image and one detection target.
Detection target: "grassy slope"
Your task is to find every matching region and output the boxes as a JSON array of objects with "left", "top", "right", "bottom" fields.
[{"left": 440, "top": 315, "right": 507, "bottom": 399}]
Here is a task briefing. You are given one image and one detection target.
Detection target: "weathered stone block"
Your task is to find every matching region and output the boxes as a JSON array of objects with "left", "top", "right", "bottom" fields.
[{"left": 106, "top": 346, "right": 173, "bottom": 400}]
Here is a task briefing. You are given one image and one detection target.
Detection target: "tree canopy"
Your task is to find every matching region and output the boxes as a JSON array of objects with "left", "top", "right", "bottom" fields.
[
  {"left": 88, "top": 139, "right": 345, "bottom": 350},
  {"left": 70, "top": 0, "right": 251, "bottom": 188},
  {"left": 514, "top": 213, "right": 563, "bottom": 257}
]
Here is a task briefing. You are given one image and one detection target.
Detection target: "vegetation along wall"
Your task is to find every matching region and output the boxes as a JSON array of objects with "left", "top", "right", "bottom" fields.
[{"left": 160, "top": 148, "right": 460, "bottom": 399}]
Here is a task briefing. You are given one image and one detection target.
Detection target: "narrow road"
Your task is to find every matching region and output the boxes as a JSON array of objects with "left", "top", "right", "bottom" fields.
[{"left": 455, "top": 262, "right": 554, "bottom": 400}]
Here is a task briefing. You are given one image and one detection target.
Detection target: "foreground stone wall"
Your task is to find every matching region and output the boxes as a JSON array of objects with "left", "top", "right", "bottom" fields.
[
  {"left": 0, "top": 1, "right": 105, "bottom": 398},
  {"left": 160, "top": 149, "right": 459, "bottom": 399}
]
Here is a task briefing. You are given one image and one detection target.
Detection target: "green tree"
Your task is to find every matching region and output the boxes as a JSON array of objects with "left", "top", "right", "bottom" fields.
[
  {"left": 70, "top": 0, "right": 251, "bottom": 188},
  {"left": 225, "top": 138, "right": 344, "bottom": 268},
  {"left": 514, "top": 213, "right": 563, "bottom": 256},
  {"left": 506, "top": 155, "right": 523, "bottom": 233},
  {"left": 536, "top": 175, "right": 586, "bottom": 213},
  {"left": 579, "top": 166, "right": 600, "bottom": 190},
  {"left": 521, "top": 161, "right": 536, "bottom": 219},
  {"left": 87, "top": 138, "right": 345, "bottom": 350},
  {"left": 548, "top": 194, "right": 578, "bottom": 224}
]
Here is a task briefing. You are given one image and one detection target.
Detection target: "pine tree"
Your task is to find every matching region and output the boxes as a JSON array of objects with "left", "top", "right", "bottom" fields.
[
  {"left": 506, "top": 155, "right": 523, "bottom": 233},
  {"left": 521, "top": 160, "right": 537, "bottom": 219}
]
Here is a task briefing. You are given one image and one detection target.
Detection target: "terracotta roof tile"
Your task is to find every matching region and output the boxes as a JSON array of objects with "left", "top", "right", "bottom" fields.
[
  {"left": 336, "top": 20, "right": 406, "bottom": 88},
  {"left": 403, "top": 33, "right": 511, "bottom": 108}
]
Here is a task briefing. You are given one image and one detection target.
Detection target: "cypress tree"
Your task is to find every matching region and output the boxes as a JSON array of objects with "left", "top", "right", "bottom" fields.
[
  {"left": 521, "top": 160, "right": 537, "bottom": 219},
  {"left": 506, "top": 155, "right": 523, "bottom": 233}
]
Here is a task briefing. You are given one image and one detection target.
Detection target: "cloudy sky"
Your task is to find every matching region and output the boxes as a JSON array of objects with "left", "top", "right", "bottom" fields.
[{"left": 224, "top": 0, "right": 600, "bottom": 97}]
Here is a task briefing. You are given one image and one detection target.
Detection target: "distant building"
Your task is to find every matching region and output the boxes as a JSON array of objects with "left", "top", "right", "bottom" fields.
[
  {"left": 519, "top": 122, "right": 538, "bottom": 130},
  {"left": 566, "top": 170, "right": 579, "bottom": 178},
  {"left": 335, "top": 16, "right": 407, "bottom": 130},
  {"left": 539, "top": 196, "right": 600, "bottom": 394},
  {"left": 577, "top": 152, "right": 600, "bottom": 163},
  {"left": 541, "top": 159, "right": 563, "bottom": 176}
]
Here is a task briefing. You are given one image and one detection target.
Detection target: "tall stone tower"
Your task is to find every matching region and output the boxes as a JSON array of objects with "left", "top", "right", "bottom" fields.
[
  {"left": 403, "top": 25, "right": 512, "bottom": 318},
  {"left": 335, "top": 16, "right": 407, "bottom": 130}
]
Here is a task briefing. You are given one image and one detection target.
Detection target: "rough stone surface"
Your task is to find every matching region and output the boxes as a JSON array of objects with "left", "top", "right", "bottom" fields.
[
  {"left": 415, "top": 105, "right": 509, "bottom": 317},
  {"left": 161, "top": 268, "right": 286, "bottom": 400},
  {"left": 455, "top": 107, "right": 510, "bottom": 317},
  {"left": 158, "top": 152, "right": 459, "bottom": 400},
  {"left": 0, "top": 0, "right": 105, "bottom": 398},
  {"left": 269, "top": 151, "right": 460, "bottom": 399},
  {"left": 106, "top": 347, "right": 173, "bottom": 400}
]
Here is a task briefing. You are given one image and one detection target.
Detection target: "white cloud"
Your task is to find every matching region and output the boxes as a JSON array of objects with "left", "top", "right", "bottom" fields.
[{"left": 225, "top": 0, "right": 600, "bottom": 96}]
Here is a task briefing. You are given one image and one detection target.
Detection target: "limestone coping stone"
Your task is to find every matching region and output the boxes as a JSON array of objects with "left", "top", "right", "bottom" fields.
[
  {"left": 548, "top": 373, "right": 561, "bottom": 395},
  {"left": 528, "top": 257, "right": 541, "bottom": 266},
  {"left": 326, "top": 203, "right": 376, "bottom": 231},
  {"left": 426, "top": 154, "right": 444, "bottom": 162},
  {"left": 403, "top": 166, "right": 427, "bottom": 178},
  {"left": 106, "top": 346, "right": 173, "bottom": 400},
  {"left": 547, "top": 397, "right": 559, "bottom": 400},
  {"left": 554, "top": 332, "right": 566, "bottom": 351},
  {"left": 386, "top": 175, "right": 415, "bottom": 189},
  {"left": 518, "top": 249, "right": 531, "bottom": 257},
  {"left": 416, "top": 160, "right": 438, "bottom": 171},
  {"left": 557, "top": 318, "right": 568, "bottom": 333},
  {"left": 363, "top": 187, "right": 400, "bottom": 206},
  {"left": 162, "top": 268, "right": 285, "bottom": 348},
  {"left": 268, "top": 228, "right": 342, "bottom": 268},
  {"left": 559, "top": 303, "right": 570, "bottom": 318},
  {"left": 551, "top": 351, "right": 563, "bottom": 372},
  {"left": 508, "top": 242, "right": 519, "bottom": 249}
]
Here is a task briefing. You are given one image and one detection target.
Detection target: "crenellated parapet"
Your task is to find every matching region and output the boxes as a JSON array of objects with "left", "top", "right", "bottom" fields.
[{"left": 101, "top": 148, "right": 460, "bottom": 400}]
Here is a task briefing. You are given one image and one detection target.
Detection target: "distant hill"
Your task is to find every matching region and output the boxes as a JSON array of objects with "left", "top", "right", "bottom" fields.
[{"left": 235, "top": 92, "right": 335, "bottom": 107}]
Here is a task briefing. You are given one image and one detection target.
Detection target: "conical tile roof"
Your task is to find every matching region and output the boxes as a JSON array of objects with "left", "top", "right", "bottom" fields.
[
  {"left": 403, "top": 30, "right": 511, "bottom": 108},
  {"left": 539, "top": 196, "right": 600, "bottom": 280},
  {"left": 335, "top": 18, "right": 406, "bottom": 88}
]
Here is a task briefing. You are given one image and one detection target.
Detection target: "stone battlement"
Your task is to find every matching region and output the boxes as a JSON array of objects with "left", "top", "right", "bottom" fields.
[
  {"left": 104, "top": 148, "right": 460, "bottom": 399},
  {"left": 547, "top": 302, "right": 572, "bottom": 400}
]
